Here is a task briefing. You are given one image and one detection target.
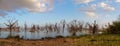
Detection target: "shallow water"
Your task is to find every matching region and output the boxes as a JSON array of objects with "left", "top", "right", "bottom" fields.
[{"left": 0, "top": 28, "right": 88, "bottom": 39}]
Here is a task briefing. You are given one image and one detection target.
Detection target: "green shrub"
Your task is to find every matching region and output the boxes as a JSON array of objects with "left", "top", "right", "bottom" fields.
[{"left": 107, "top": 21, "right": 120, "bottom": 34}]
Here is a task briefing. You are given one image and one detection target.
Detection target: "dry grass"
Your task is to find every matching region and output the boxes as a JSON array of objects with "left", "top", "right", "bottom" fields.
[
  {"left": 0, "top": 34, "right": 120, "bottom": 46},
  {"left": 0, "top": 38, "right": 74, "bottom": 46}
]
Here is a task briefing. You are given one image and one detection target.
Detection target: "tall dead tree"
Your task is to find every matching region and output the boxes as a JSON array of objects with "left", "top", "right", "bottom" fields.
[
  {"left": 24, "top": 22, "right": 27, "bottom": 39},
  {"left": 30, "top": 24, "right": 37, "bottom": 39},
  {"left": 60, "top": 20, "right": 66, "bottom": 33},
  {"left": 92, "top": 21, "right": 98, "bottom": 34},
  {"left": 54, "top": 23, "right": 59, "bottom": 33}
]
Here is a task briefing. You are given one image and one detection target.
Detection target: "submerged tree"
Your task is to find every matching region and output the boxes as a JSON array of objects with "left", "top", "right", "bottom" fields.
[
  {"left": 67, "top": 20, "right": 84, "bottom": 36},
  {"left": 30, "top": 24, "right": 37, "bottom": 32},
  {"left": 60, "top": 20, "right": 66, "bottom": 33},
  {"left": 87, "top": 21, "right": 98, "bottom": 34},
  {"left": 24, "top": 22, "right": 27, "bottom": 39},
  {"left": 54, "top": 23, "right": 59, "bottom": 33}
]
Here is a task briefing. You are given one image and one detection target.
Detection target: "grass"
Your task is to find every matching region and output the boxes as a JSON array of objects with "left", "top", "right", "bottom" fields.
[
  {"left": 0, "top": 41, "right": 6, "bottom": 46},
  {"left": 73, "top": 34, "right": 120, "bottom": 46},
  {"left": 0, "top": 34, "right": 120, "bottom": 46}
]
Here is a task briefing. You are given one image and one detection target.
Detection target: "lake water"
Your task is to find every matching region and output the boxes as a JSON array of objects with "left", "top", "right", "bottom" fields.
[{"left": 0, "top": 28, "right": 89, "bottom": 40}]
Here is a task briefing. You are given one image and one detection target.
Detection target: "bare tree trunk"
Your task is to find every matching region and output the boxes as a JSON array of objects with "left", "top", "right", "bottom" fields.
[
  {"left": 92, "top": 21, "right": 98, "bottom": 35},
  {"left": 9, "top": 26, "right": 12, "bottom": 37},
  {"left": 0, "top": 27, "right": 1, "bottom": 37},
  {"left": 24, "top": 23, "right": 27, "bottom": 39}
]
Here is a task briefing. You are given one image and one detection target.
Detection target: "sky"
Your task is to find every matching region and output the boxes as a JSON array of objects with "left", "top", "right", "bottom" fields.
[{"left": 0, "top": 0, "right": 120, "bottom": 26}]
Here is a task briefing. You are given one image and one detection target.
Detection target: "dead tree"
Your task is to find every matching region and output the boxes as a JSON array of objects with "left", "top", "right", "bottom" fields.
[
  {"left": 30, "top": 25, "right": 36, "bottom": 32},
  {"left": 45, "top": 24, "right": 49, "bottom": 34},
  {"left": 87, "top": 23, "right": 93, "bottom": 34},
  {"left": 4, "top": 19, "right": 18, "bottom": 37},
  {"left": 36, "top": 25, "right": 40, "bottom": 31},
  {"left": 30, "top": 24, "right": 37, "bottom": 39},
  {"left": 87, "top": 21, "right": 98, "bottom": 34},
  {"left": 50, "top": 24, "right": 54, "bottom": 32},
  {"left": 68, "top": 20, "right": 78, "bottom": 36},
  {"left": 24, "top": 22, "right": 27, "bottom": 39},
  {"left": 54, "top": 23, "right": 59, "bottom": 33},
  {"left": 60, "top": 20, "right": 66, "bottom": 33},
  {"left": 92, "top": 21, "right": 98, "bottom": 34}
]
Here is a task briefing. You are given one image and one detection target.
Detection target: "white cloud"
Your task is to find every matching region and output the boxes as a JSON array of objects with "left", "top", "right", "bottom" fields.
[
  {"left": 0, "top": 0, "right": 54, "bottom": 15},
  {"left": 79, "top": 7, "right": 94, "bottom": 12},
  {"left": 75, "top": 0, "right": 94, "bottom": 4},
  {"left": 116, "top": 0, "right": 120, "bottom": 2},
  {"left": 85, "top": 11, "right": 97, "bottom": 17},
  {"left": 99, "top": 2, "right": 115, "bottom": 11},
  {"left": 79, "top": 4, "right": 97, "bottom": 12},
  {"left": 100, "top": 2, "right": 106, "bottom": 8},
  {"left": 79, "top": 4, "right": 97, "bottom": 17}
]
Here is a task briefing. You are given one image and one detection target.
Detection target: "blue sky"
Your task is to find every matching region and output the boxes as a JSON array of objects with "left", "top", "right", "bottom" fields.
[{"left": 0, "top": 0, "right": 120, "bottom": 26}]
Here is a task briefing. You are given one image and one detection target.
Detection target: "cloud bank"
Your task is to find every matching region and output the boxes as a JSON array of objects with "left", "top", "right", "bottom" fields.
[
  {"left": 85, "top": 11, "right": 97, "bottom": 17},
  {"left": 0, "top": 0, "right": 54, "bottom": 16},
  {"left": 116, "top": 0, "right": 120, "bottom": 2},
  {"left": 99, "top": 2, "right": 115, "bottom": 11},
  {"left": 0, "top": 0, "right": 117, "bottom": 17},
  {"left": 76, "top": 0, "right": 116, "bottom": 17}
]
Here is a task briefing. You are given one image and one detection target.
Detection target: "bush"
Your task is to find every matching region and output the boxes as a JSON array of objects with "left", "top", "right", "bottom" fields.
[
  {"left": 5, "top": 35, "right": 21, "bottom": 41},
  {"left": 56, "top": 35, "right": 64, "bottom": 38},
  {"left": 107, "top": 21, "right": 120, "bottom": 34}
]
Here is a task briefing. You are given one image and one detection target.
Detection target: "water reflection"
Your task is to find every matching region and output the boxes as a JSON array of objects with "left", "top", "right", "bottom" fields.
[{"left": 0, "top": 29, "right": 87, "bottom": 40}]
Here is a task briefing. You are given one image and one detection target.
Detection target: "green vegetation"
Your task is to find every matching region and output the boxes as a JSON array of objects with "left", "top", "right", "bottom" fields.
[
  {"left": 73, "top": 34, "right": 120, "bottom": 46},
  {"left": 107, "top": 21, "right": 120, "bottom": 34},
  {"left": 106, "top": 15, "right": 120, "bottom": 34},
  {"left": 0, "top": 34, "right": 120, "bottom": 46}
]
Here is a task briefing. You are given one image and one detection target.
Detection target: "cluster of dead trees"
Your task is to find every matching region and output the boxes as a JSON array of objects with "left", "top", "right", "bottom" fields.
[
  {"left": 1, "top": 15, "right": 120, "bottom": 39},
  {"left": 0, "top": 19, "right": 100, "bottom": 38}
]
